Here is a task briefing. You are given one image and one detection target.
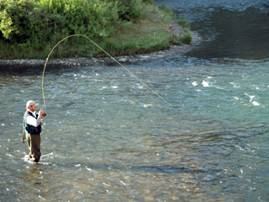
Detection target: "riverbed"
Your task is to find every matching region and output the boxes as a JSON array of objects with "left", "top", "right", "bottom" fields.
[{"left": 1, "top": 1, "right": 269, "bottom": 201}]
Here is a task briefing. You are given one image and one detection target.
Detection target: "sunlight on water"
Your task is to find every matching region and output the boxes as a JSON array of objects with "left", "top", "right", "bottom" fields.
[{"left": 1, "top": 56, "right": 269, "bottom": 201}]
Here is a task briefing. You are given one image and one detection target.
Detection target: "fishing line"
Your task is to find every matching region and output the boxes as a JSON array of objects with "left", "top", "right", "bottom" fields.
[{"left": 41, "top": 34, "right": 174, "bottom": 108}]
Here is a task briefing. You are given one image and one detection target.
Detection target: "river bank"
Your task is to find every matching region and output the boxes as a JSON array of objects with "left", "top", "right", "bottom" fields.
[
  {"left": 0, "top": 43, "right": 195, "bottom": 72},
  {"left": 0, "top": 27, "right": 196, "bottom": 72}
]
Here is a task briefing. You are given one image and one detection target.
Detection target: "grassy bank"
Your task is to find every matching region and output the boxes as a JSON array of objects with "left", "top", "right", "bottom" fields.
[
  {"left": 104, "top": 5, "right": 191, "bottom": 56},
  {"left": 0, "top": 0, "right": 191, "bottom": 59}
]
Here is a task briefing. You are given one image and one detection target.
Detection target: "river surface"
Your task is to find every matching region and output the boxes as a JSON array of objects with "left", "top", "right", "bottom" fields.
[{"left": 1, "top": 1, "right": 269, "bottom": 201}]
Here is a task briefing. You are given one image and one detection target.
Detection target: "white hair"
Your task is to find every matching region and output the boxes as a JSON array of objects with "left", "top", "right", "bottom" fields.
[{"left": 26, "top": 100, "right": 35, "bottom": 109}]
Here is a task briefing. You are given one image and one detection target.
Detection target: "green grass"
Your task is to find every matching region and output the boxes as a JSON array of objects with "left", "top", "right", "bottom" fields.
[
  {"left": 103, "top": 4, "right": 192, "bottom": 56},
  {"left": 104, "top": 20, "right": 171, "bottom": 56}
]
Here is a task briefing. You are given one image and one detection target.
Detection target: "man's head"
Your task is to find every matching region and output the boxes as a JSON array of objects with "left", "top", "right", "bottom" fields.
[{"left": 26, "top": 100, "right": 37, "bottom": 112}]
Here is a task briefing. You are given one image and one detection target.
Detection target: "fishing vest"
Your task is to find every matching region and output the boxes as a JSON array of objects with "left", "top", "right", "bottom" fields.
[{"left": 23, "top": 111, "right": 42, "bottom": 135}]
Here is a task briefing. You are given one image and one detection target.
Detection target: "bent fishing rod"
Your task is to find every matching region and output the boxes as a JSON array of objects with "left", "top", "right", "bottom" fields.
[{"left": 41, "top": 34, "right": 174, "bottom": 109}]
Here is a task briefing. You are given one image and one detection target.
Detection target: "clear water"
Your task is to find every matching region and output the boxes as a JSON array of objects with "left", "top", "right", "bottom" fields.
[{"left": 1, "top": 1, "right": 269, "bottom": 202}]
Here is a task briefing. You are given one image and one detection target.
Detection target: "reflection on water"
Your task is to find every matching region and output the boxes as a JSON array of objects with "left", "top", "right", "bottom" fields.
[
  {"left": 188, "top": 7, "right": 269, "bottom": 59},
  {"left": 157, "top": 0, "right": 269, "bottom": 59},
  {"left": 156, "top": 0, "right": 267, "bottom": 11}
]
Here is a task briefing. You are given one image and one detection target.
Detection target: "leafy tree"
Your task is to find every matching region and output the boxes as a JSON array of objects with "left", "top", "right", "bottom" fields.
[{"left": 0, "top": 0, "right": 148, "bottom": 43}]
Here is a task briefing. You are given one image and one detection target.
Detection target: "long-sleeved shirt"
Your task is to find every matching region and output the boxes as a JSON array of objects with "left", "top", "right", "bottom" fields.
[
  {"left": 23, "top": 110, "right": 42, "bottom": 134},
  {"left": 26, "top": 111, "right": 41, "bottom": 127}
]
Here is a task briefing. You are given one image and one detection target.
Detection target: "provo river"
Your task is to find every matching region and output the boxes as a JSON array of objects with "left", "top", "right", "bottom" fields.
[{"left": 1, "top": 1, "right": 269, "bottom": 201}]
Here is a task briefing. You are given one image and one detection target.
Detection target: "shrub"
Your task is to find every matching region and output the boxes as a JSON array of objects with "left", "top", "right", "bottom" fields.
[
  {"left": 0, "top": 0, "right": 192, "bottom": 59},
  {"left": 180, "top": 32, "right": 192, "bottom": 44},
  {"left": 0, "top": 0, "right": 122, "bottom": 43},
  {"left": 118, "top": 0, "right": 144, "bottom": 21}
]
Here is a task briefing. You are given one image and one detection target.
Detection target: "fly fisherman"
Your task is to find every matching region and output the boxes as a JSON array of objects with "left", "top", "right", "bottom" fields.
[{"left": 22, "top": 100, "right": 47, "bottom": 163}]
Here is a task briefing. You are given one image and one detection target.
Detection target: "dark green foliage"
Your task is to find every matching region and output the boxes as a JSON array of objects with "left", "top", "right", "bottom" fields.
[
  {"left": 0, "top": 0, "right": 191, "bottom": 59},
  {"left": 158, "top": 5, "right": 175, "bottom": 18},
  {"left": 118, "top": 0, "right": 144, "bottom": 21},
  {"left": 177, "top": 17, "right": 190, "bottom": 29},
  {"left": 0, "top": 0, "right": 147, "bottom": 44},
  {"left": 180, "top": 32, "right": 192, "bottom": 44}
]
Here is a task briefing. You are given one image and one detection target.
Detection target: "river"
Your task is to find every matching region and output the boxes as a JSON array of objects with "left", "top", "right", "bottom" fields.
[{"left": 1, "top": 1, "right": 269, "bottom": 201}]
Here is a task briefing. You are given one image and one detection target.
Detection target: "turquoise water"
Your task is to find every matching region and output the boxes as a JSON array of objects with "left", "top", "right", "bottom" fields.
[
  {"left": 1, "top": 1, "right": 269, "bottom": 201},
  {"left": 1, "top": 56, "right": 269, "bottom": 201}
]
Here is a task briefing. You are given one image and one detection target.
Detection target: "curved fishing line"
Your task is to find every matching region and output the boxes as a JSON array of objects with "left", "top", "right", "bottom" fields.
[{"left": 41, "top": 34, "right": 173, "bottom": 108}]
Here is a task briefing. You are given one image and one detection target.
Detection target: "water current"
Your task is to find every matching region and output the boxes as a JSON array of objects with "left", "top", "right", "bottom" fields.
[{"left": 1, "top": 1, "right": 269, "bottom": 201}]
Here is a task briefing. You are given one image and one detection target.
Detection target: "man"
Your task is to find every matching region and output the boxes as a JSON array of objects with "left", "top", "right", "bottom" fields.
[{"left": 23, "top": 100, "right": 47, "bottom": 163}]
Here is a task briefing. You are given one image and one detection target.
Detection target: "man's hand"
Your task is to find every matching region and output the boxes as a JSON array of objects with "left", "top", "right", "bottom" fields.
[{"left": 39, "top": 109, "right": 47, "bottom": 118}]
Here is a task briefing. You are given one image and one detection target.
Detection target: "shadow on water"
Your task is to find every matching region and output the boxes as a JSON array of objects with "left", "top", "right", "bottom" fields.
[
  {"left": 49, "top": 123, "right": 269, "bottom": 172},
  {"left": 55, "top": 162, "right": 211, "bottom": 174},
  {"left": 0, "top": 64, "right": 81, "bottom": 75},
  {"left": 21, "top": 165, "right": 43, "bottom": 184},
  {"left": 187, "top": 7, "right": 269, "bottom": 59}
]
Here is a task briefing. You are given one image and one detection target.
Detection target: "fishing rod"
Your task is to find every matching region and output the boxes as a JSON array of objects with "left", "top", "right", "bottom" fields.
[{"left": 41, "top": 34, "right": 174, "bottom": 108}]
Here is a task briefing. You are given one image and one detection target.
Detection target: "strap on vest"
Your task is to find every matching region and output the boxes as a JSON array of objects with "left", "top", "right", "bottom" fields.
[{"left": 24, "top": 111, "right": 41, "bottom": 135}]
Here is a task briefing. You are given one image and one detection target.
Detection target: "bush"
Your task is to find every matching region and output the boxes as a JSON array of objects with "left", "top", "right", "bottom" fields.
[
  {"left": 0, "top": 0, "right": 192, "bottom": 59},
  {"left": 180, "top": 32, "right": 192, "bottom": 44},
  {"left": 0, "top": 0, "right": 124, "bottom": 43},
  {"left": 115, "top": 0, "right": 145, "bottom": 21}
]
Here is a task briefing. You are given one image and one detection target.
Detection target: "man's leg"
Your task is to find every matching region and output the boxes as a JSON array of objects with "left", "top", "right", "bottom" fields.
[
  {"left": 30, "top": 134, "right": 41, "bottom": 162},
  {"left": 25, "top": 132, "right": 32, "bottom": 159}
]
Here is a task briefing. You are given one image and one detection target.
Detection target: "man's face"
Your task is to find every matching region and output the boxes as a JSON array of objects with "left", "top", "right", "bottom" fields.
[{"left": 28, "top": 102, "right": 36, "bottom": 112}]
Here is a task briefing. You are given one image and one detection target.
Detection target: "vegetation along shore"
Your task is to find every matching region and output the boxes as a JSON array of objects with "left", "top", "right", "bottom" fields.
[{"left": 0, "top": 0, "right": 192, "bottom": 62}]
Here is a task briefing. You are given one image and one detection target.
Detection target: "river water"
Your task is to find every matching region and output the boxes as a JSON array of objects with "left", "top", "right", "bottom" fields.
[{"left": 1, "top": 1, "right": 269, "bottom": 202}]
